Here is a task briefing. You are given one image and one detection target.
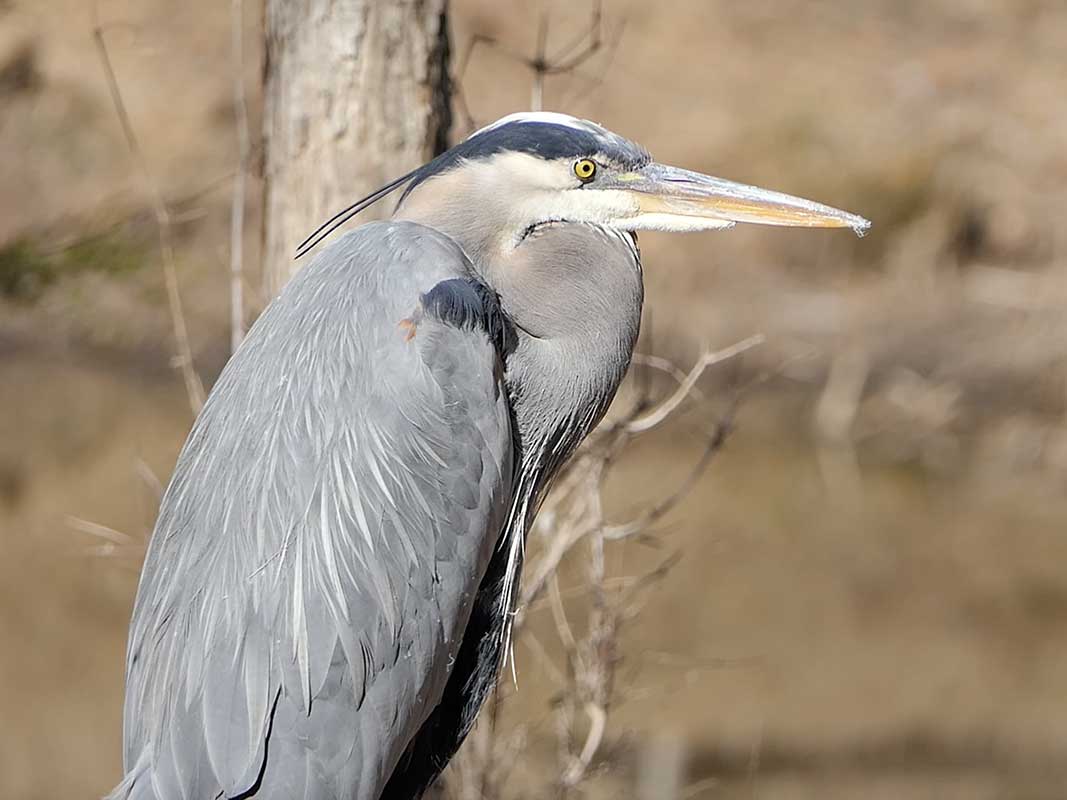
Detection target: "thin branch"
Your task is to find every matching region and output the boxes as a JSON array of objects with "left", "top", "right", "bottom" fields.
[
  {"left": 604, "top": 412, "right": 734, "bottom": 542},
  {"left": 66, "top": 516, "right": 134, "bottom": 546},
  {"left": 522, "top": 632, "right": 568, "bottom": 687},
  {"left": 618, "top": 552, "right": 683, "bottom": 610},
  {"left": 456, "top": 33, "right": 494, "bottom": 78},
  {"left": 531, "top": 13, "right": 549, "bottom": 112},
  {"left": 625, "top": 335, "right": 763, "bottom": 434},
  {"left": 548, "top": 0, "right": 603, "bottom": 65},
  {"left": 40, "top": 170, "right": 240, "bottom": 257},
  {"left": 452, "top": 0, "right": 617, "bottom": 129},
  {"left": 452, "top": 33, "right": 504, "bottom": 135},
  {"left": 66, "top": 515, "right": 145, "bottom": 566},
  {"left": 632, "top": 353, "right": 709, "bottom": 402},
  {"left": 558, "top": 18, "right": 627, "bottom": 110},
  {"left": 562, "top": 702, "right": 607, "bottom": 786},
  {"left": 134, "top": 458, "right": 163, "bottom": 499},
  {"left": 523, "top": 567, "right": 681, "bottom": 617},
  {"left": 91, "top": 4, "right": 205, "bottom": 414},
  {"left": 554, "top": 691, "right": 576, "bottom": 800},
  {"left": 519, "top": 467, "right": 603, "bottom": 620},
  {"left": 229, "top": 0, "right": 250, "bottom": 353},
  {"left": 548, "top": 573, "right": 578, "bottom": 652},
  {"left": 518, "top": 341, "right": 745, "bottom": 632}
]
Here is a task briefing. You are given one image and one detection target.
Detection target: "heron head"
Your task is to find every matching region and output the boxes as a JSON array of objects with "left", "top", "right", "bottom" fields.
[
  {"left": 401, "top": 112, "right": 870, "bottom": 241},
  {"left": 296, "top": 112, "right": 869, "bottom": 260}
]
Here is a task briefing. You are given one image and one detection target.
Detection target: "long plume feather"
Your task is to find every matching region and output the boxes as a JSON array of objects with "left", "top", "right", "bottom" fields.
[{"left": 293, "top": 169, "right": 419, "bottom": 259}]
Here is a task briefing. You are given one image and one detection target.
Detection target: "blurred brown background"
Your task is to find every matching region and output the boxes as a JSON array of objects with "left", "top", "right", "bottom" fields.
[{"left": 3, "top": 0, "right": 1067, "bottom": 798}]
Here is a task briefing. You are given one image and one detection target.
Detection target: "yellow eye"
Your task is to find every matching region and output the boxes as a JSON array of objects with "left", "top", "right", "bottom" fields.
[{"left": 574, "top": 159, "right": 597, "bottom": 182}]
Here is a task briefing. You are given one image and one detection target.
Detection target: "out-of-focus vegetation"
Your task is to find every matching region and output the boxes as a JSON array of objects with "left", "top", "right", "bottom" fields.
[
  {"left": 2, "top": 1, "right": 1066, "bottom": 798},
  {"left": 0, "top": 232, "right": 146, "bottom": 301}
]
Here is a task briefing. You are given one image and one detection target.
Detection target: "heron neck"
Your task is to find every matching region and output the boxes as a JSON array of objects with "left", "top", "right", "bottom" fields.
[
  {"left": 397, "top": 192, "right": 644, "bottom": 474},
  {"left": 492, "top": 223, "right": 643, "bottom": 480}
]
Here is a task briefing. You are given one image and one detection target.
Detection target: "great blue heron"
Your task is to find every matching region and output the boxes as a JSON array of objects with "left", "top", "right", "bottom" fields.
[{"left": 109, "top": 112, "right": 868, "bottom": 800}]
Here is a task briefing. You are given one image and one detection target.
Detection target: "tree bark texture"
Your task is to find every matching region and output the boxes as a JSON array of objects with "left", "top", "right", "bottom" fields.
[{"left": 263, "top": 0, "right": 451, "bottom": 293}]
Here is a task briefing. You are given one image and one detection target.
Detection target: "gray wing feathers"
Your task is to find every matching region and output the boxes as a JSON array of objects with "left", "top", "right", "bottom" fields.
[{"left": 114, "top": 223, "right": 513, "bottom": 800}]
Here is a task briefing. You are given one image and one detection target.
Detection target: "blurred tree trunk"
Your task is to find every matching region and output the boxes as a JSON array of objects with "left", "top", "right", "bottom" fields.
[{"left": 262, "top": 0, "right": 451, "bottom": 294}]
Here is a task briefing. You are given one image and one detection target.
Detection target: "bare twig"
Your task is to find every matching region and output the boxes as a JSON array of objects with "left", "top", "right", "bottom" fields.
[
  {"left": 547, "top": 3, "right": 603, "bottom": 76},
  {"left": 558, "top": 18, "right": 627, "bottom": 109},
  {"left": 524, "top": 565, "right": 675, "bottom": 616},
  {"left": 448, "top": 330, "right": 766, "bottom": 800},
  {"left": 40, "top": 170, "right": 241, "bottom": 257},
  {"left": 547, "top": 1, "right": 602, "bottom": 65},
  {"left": 559, "top": 484, "right": 612, "bottom": 789},
  {"left": 548, "top": 573, "right": 578, "bottom": 652},
  {"left": 618, "top": 552, "right": 684, "bottom": 612},
  {"left": 531, "top": 13, "right": 550, "bottom": 111},
  {"left": 605, "top": 414, "right": 734, "bottom": 541},
  {"left": 511, "top": 345, "right": 748, "bottom": 798},
  {"left": 633, "top": 353, "right": 708, "bottom": 396},
  {"left": 452, "top": 34, "right": 496, "bottom": 134},
  {"left": 626, "top": 335, "right": 763, "bottom": 434},
  {"left": 519, "top": 467, "right": 602, "bottom": 620},
  {"left": 562, "top": 702, "right": 607, "bottom": 787},
  {"left": 134, "top": 458, "right": 164, "bottom": 500},
  {"left": 522, "top": 631, "right": 568, "bottom": 687},
  {"left": 517, "top": 337, "right": 753, "bottom": 632},
  {"left": 452, "top": 0, "right": 616, "bottom": 130},
  {"left": 66, "top": 516, "right": 134, "bottom": 546},
  {"left": 66, "top": 515, "right": 145, "bottom": 567},
  {"left": 91, "top": 4, "right": 205, "bottom": 414},
  {"left": 229, "top": 0, "right": 250, "bottom": 352}
]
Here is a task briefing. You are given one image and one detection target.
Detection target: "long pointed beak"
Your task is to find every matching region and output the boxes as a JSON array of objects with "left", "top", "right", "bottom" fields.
[{"left": 611, "top": 163, "right": 870, "bottom": 235}]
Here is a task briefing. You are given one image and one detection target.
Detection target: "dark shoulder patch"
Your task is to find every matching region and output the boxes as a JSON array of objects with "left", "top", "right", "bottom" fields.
[{"left": 420, "top": 278, "right": 516, "bottom": 358}]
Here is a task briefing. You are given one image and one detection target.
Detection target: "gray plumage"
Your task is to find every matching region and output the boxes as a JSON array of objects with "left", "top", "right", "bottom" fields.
[
  {"left": 116, "top": 223, "right": 516, "bottom": 800},
  {"left": 109, "top": 112, "right": 868, "bottom": 800}
]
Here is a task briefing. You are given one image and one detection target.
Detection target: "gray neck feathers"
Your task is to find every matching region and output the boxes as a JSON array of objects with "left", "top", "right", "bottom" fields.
[
  {"left": 493, "top": 223, "right": 643, "bottom": 479},
  {"left": 493, "top": 223, "right": 642, "bottom": 640},
  {"left": 398, "top": 194, "right": 643, "bottom": 651}
]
